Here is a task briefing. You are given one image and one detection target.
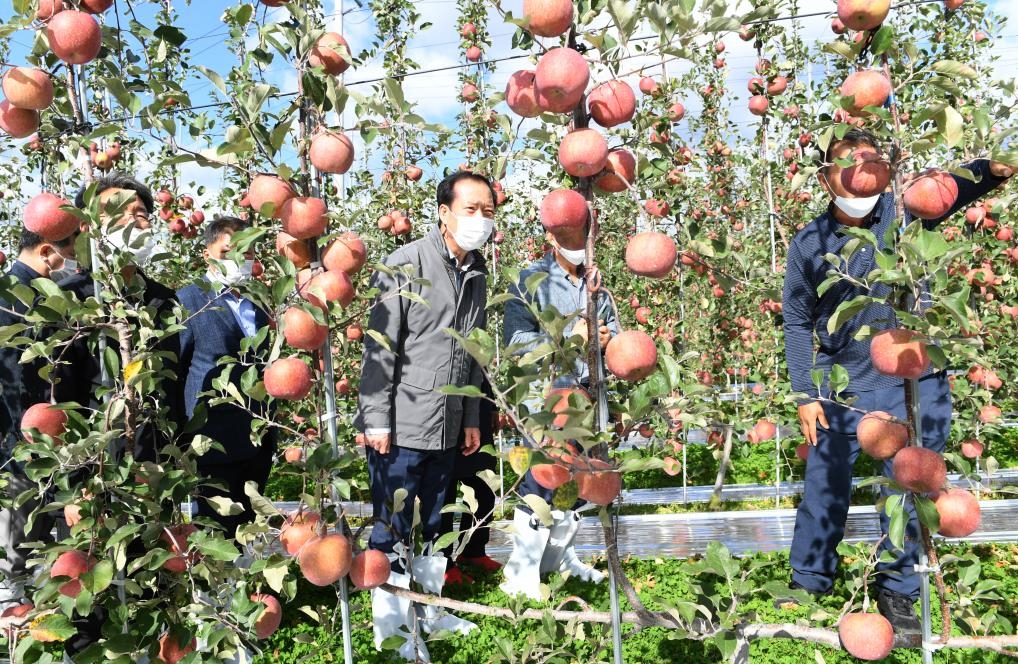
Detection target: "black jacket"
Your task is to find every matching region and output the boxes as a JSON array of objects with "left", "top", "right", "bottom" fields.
[
  {"left": 55, "top": 270, "right": 186, "bottom": 462},
  {"left": 0, "top": 261, "right": 54, "bottom": 464}
]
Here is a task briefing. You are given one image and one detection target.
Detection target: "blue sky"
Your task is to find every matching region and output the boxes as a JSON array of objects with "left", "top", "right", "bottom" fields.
[{"left": 0, "top": 0, "right": 1015, "bottom": 212}]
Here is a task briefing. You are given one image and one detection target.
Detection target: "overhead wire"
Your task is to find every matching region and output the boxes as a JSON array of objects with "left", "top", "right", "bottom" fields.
[{"left": 0, "top": 0, "right": 1012, "bottom": 157}]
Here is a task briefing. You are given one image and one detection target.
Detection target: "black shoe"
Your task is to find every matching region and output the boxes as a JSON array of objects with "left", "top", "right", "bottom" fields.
[
  {"left": 876, "top": 589, "right": 921, "bottom": 634},
  {"left": 774, "top": 581, "right": 823, "bottom": 609}
]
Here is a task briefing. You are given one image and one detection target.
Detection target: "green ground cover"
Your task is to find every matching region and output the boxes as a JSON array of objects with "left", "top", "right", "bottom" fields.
[{"left": 254, "top": 543, "right": 1018, "bottom": 664}]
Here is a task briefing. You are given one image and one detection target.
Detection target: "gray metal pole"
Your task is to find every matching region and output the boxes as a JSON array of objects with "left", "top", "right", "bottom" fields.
[
  {"left": 607, "top": 505, "right": 624, "bottom": 664},
  {"left": 596, "top": 350, "right": 623, "bottom": 664},
  {"left": 909, "top": 378, "right": 933, "bottom": 664},
  {"left": 313, "top": 4, "right": 353, "bottom": 656}
]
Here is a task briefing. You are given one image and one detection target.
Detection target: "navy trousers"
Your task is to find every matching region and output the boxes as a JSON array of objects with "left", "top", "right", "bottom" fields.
[
  {"left": 790, "top": 371, "right": 951, "bottom": 599},
  {"left": 367, "top": 445, "right": 456, "bottom": 555}
]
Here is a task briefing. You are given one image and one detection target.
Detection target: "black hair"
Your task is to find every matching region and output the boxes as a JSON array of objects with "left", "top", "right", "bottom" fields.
[
  {"left": 822, "top": 127, "right": 881, "bottom": 169},
  {"left": 435, "top": 171, "right": 497, "bottom": 211},
  {"left": 74, "top": 172, "right": 155, "bottom": 213},
  {"left": 203, "top": 215, "right": 248, "bottom": 247},
  {"left": 18, "top": 229, "right": 47, "bottom": 252},
  {"left": 52, "top": 230, "right": 78, "bottom": 250}
]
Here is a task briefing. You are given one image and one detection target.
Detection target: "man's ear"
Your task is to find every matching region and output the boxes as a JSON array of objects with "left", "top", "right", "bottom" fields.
[{"left": 817, "top": 169, "right": 832, "bottom": 196}]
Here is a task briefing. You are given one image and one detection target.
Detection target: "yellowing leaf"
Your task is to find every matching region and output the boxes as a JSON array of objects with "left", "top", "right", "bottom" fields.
[
  {"left": 507, "top": 446, "right": 531, "bottom": 475},
  {"left": 28, "top": 613, "right": 76, "bottom": 643},
  {"left": 123, "top": 359, "right": 143, "bottom": 383}
]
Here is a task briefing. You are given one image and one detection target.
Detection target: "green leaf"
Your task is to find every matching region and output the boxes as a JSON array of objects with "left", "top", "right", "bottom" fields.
[
  {"left": 712, "top": 631, "right": 738, "bottom": 660},
  {"left": 926, "top": 344, "right": 947, "bottom": 370},
  {"left": 931, "top": 60, "right": 979, "bottom": 80},
  {"left": 829, "top": 364, "right": 849, "bottom": 395},
  {"left": 487, "top": 292, "right": 518, "bottom": 308},
  {"left": 432, "top": 530, "right": 460, "bottom": 553},
  {"left": 523, "top": 271, "right": 548, "bottom": 296},
  {"left": 195, "top": 535, "right": 242, "bottom": 562},
  {"left": 827, "top": 296, "right": 875, "bottom": 334},
  {"left": 234, "top": 3, "right": 253, "bottom": 24},
  {"left": 244, "top": 481, "right": 281, "bottom": 518},
  {"left": 912, "top": 228, "right": 950, "bottom": 261},
  {"left": 606, "top": 0, "right": 639, "bottom": 45},
  {"left": 443, "top": 327, "right": 496, "bottom": 367},
  {"left": 914, "top": 495, "right": 941, "bottom": 532},
  {"left": 935, "top": 106, "right": 964, "bottom": 148},
  {"left": 153, "top": 24, "right": 187, "bottom": 47},
  {"left": 83, "top": 559, "right": 114, "bottom": 594},
  {"left": 206, "top": 495, "right": 244, "bottom": 516},
  {"left": 392, "top": 487, "right": 408, "bottom": 514},
  {"left": 437, "top": 384, "right": 482, "bottom": 397},
  {"left": 703, "top": 16, "right": 740, "bottom": 32},
  {"left": 380, "top": 634, "right": 408, "bottom": 650},
  {"left": 190, "top": 434, "right": 216, "bottom": 457},
  {"left": 811, "top": 368, "right": 824, "bottom": 390},
  {"left": 869, "top": 25, "right": 894, "bottom": 55},
  {"left": 366, "top": 329, "right": 392, "bottom": 352},
  {"left": 261, "top": 558, "right": 288, "bottom": 593},
  {"left": 382, "top": 77, "right": 406, "bottom": 109},
  {"left": 887, "top": 496, "right": 906, "bottom": 550},
  {"left": 521, "top": 494, "right": 553, "bottom": 526},
  {"left": 822, "top": 41, "right": 855, "bottom": 60}
]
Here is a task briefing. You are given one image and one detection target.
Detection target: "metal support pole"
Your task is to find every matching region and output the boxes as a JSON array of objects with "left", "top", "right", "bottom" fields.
[
  {"left": 313, "top": 181, "right": 354, "bottom": 664},
  {"left": 312, "top": 3, "right": 354, "bottom": 654},
  {"left": 607, "top": 504, "right": 624, "bottom": 664},
  {"left": 907, "top": 378, "right": 933, "bottom": 664},
  {"left": 321, "top": 340, "right": 354, "bottom": 664}
]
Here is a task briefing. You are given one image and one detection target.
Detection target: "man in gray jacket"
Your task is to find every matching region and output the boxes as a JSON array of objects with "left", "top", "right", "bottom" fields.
[{"left": 356, "top": 171, "right": 495, "bottom": 660}]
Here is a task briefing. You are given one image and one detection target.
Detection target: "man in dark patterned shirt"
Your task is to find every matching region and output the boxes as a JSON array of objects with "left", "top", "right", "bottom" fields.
[{"left": 782, "top": 127, "right": 1012, "bottom": 632}]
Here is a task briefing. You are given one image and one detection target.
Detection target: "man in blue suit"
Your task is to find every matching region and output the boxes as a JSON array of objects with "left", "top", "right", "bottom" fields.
[{"left": 177, "top": 216, "right": 276, "bottom": 539}]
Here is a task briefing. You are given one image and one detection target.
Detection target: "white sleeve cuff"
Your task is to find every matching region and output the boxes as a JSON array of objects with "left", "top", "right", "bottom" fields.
[{"left": 365, "top": 428, "right": 391, "bottom": 435}]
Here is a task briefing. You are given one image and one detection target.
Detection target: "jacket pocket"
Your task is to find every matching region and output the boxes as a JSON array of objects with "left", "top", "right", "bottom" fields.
[{"left": 399, "top": 364, "right": 438, "bottom": 391}]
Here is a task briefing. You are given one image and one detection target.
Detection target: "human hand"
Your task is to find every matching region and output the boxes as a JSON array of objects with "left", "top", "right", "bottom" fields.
[
  {"left": 797, "top": 401, "right": 829, "bottom": 446},
  {"left": 570, "top": 318, "right": 589, "bottom": 343},
  {"left": 64, "top": 503, "right": 83, "bottom": 527},
  {"left": 989, "top": 161, "right": 1014, "bottom": 179},
  {"left": 462, "top": 427, "right": 481, "bottom": 455},
  {"left": 365, "top": 432, "right": 391, "bottom": 454},
  {"left": 597, "top": 320, "right": 611, "bottom": 348}
]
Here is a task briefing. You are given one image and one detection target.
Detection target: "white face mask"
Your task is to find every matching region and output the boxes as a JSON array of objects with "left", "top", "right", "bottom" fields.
[
  {"left": 832, "top": 194, "right": 880, "bottom": 219},
  {"left": 557, "top": 246, "right": 586, "bottom": 265},
  {"left": 210, "top": 259, "right": 254, "bottom": 286},
  {"left": 49, "top": 257, "right": 77, "bottom": 282},
  {"left": 107, "top": 227, "right": 162, "bottom": 265},
  {"left": 449, "top": 214, "right": 494, "bottom": 252}
]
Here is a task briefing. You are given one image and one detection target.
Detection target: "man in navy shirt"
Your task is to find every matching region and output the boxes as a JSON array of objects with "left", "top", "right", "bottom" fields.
[
  {"left": 782, "top": 127, "right": 1012, "bottom": 631},
  {"left": 0, "top": 229, "right": 72, "bottom": 612}
]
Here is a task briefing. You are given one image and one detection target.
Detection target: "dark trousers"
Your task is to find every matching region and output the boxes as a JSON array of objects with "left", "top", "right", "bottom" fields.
[
  {"left": 367, "top": 445, "right": 456, "bottom": 555},
  {"left": 196, "top": 440, "right": 276, "bottom": 538},
  {"left": 790, "top": 371, "right": 951, "bottom": 598},
  {"left": 440, "top": 451, "right": 497, "bottom": 558},
  {"left": 0, "top": 472, "right": 54, "bottom": 607}
]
